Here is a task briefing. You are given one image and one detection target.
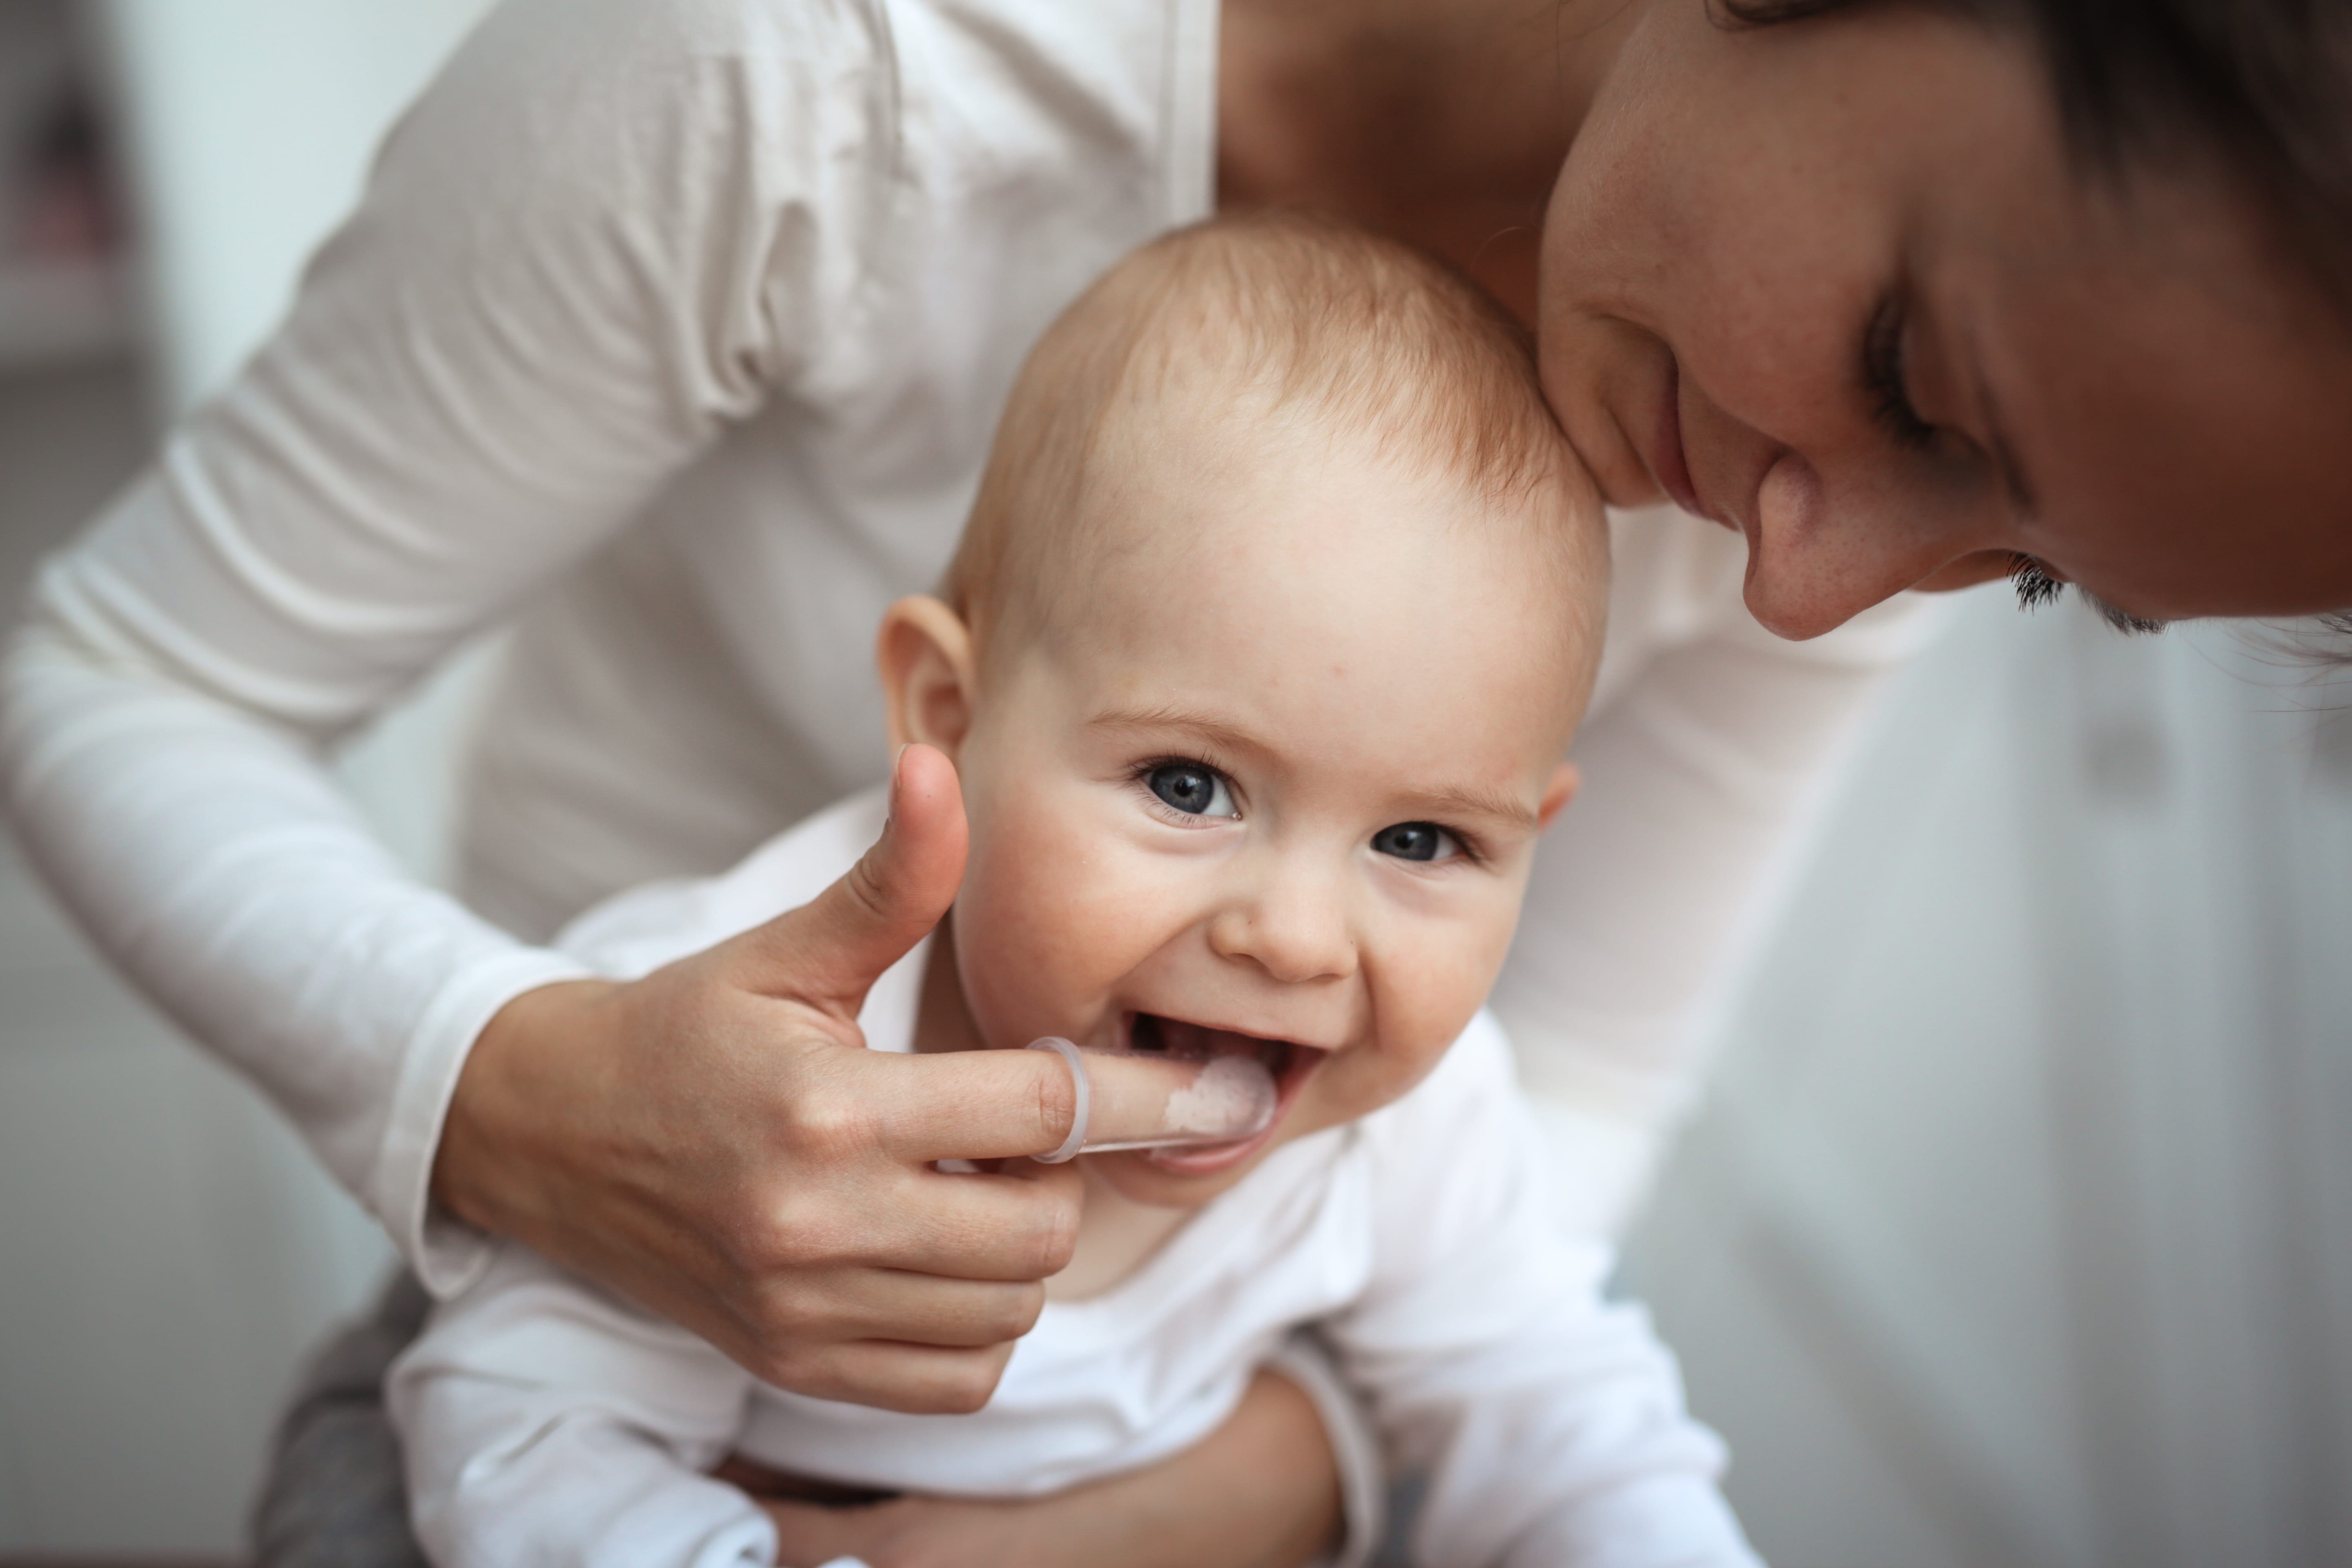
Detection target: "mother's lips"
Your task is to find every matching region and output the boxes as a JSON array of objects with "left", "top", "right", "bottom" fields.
[{"left": 1650, "top": 356, "right": 1710, "bottom": 522}]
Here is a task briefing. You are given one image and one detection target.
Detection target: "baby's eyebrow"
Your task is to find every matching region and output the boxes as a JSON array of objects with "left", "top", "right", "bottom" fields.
[
  {"left": 1085, "top": 704, "right": 1262, "bottom": 754},
  {"left": 1396, "top": 784, "right": 1540, "bottom": 832}
]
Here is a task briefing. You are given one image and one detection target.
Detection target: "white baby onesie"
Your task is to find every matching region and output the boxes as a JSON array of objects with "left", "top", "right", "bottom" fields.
[{"left": 388, "top": 791, "right": 1761, "bottom": 1568}]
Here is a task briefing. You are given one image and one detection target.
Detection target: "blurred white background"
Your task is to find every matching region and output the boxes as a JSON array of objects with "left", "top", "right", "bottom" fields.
[
  {"left": 0, "top": 2, "right": 2348, "bottom": 1564},
  {"left": 0, "top": 0, "right": 495, "bottom": 1556}
]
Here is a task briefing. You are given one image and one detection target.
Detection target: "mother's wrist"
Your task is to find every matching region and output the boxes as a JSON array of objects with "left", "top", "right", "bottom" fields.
[{"left": 432, "top": 977, "right": 621, "bottom": 1238}]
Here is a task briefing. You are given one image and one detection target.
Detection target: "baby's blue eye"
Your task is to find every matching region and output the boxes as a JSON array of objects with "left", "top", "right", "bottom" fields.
[
  {"left": 1147, "top": 763, "right": 1237, "bottom": 820},
  {"left": 1372, "top": 822, "right": 1459, "bottom": 863}
]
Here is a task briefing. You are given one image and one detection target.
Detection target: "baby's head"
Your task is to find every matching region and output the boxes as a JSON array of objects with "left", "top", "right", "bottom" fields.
[{"left": 880, "top": 213, "right": 1606, "bottom": 1205}]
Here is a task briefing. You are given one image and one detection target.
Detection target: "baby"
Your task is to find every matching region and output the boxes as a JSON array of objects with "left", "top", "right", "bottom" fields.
[{"left": 389, "top": 214, "right": 1758, "bottom": 1568}]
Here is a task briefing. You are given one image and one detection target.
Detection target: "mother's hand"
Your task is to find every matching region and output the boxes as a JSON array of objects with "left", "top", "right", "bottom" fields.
[
  {"left": 432, "top": 745, "right": 1086, "bottom": 1412},
  {"left": 755, "top": 1365, "right": 1345, "bottom": 1568}
]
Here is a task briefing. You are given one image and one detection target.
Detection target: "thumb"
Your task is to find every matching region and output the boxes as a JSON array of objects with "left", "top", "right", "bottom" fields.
[{"left": 729, "top": 743, "right": 968, "bottom": 1016}]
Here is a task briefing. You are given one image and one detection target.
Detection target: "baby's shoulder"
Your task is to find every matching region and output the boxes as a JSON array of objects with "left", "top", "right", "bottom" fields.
[{"left": 556, "top": 789, "right": 885, "bottom": 980}]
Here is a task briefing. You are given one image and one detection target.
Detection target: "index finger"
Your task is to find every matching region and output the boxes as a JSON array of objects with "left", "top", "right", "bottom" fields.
[{"left": 859, "top": 1045, "right": 1080, "bottom": 1163}]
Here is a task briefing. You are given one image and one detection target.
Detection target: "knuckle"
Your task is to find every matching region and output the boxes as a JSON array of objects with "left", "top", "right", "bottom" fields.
[
  {"left": 780, "top": 1078, "right": 877, "bottom": 1164},
  {"left": 1030, "top": 1059, "right": 1079, "bottom": 1147},
  {"left": 744, "top": 1343, "right": 804, "bottom": 1390},
  {"left": 734, "top": 1192, "right": 852, "bottom": 1274},
  {"left": 933, "top": 1360, "right": 1002, "bottom": 1417},
  {"left": 739, "top": 1277, "right": 820, "bottom": 1345},
  {"left": 1030, "top": 1190, "right": 1081, "bottom": 1276},
  {"left": 993, "top": 1283, "right": 1046, "bottom": 1341},
  {"left": 753, "top": 1342, "right": 832, "bottom": 1399}
]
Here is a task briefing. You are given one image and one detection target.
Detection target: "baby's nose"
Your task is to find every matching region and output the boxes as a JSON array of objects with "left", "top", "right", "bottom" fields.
[{"left": 1207, "top": 868, "right": 1357, "bottom": 985}]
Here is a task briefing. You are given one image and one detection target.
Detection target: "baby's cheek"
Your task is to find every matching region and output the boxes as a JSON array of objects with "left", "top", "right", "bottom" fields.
[
  {"left": 1360, "top": 914, "right": 1517, "bottom": 1080},
  {"left": 1292, "top": 1023, "right": 1454, "bottom": 1137},
  {"left": 953, "top": 797, "right": 1169, "bottom": 1038}
]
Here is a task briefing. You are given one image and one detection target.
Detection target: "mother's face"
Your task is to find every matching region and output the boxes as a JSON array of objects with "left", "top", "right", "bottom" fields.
[{"left": 1541, "top": 0, "right": 2352, "bottom": 637}]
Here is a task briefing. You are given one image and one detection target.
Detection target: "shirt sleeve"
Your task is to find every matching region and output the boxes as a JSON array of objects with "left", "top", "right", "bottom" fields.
[
  {"left": 388, "top": 1245, "right": 773, "bottom": 1568},
  {"left": 1328, "top": 1017, "right": 1765, "bottom": 1568},
  {"left": 1494, "top": 512, "right": 1949, "bottom": 1235},
  {"left": 0, "top": 0, "right": 902, "bottom": 1292}
]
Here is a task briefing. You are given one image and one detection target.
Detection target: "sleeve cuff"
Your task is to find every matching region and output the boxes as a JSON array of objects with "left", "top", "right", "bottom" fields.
[
  {"left": 374, "top": 947, "right": 600, "bottom": 1298},
  {"left": 1265, "top": 1330, "right": 1388, "bottom": 1568}
]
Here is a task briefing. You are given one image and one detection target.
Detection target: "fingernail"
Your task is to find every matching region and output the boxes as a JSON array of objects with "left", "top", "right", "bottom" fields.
[{"left": 886, "top": 744, "right": 910, "bottom": 825}]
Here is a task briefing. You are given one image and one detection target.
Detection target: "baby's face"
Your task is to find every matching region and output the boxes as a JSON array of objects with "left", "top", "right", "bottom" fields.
[{"left": 935, "top": 424, "right": 1592, "bottom": 1209}]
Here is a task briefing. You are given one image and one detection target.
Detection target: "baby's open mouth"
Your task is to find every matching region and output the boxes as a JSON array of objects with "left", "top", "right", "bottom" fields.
[
  {"left": 1121, "top": 1013, "right": 1325, "bottom": 1172},
  {"left": 1126, "top": 1011, "right": 1294, "bottom": 1073}
]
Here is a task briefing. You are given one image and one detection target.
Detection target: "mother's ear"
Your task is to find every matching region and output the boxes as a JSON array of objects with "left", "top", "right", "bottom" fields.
[{"left": 876, "top": 596, "right": 980, "bottom": 757}]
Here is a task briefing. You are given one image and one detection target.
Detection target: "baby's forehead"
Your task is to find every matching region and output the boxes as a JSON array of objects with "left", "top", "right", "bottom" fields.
[
  {"left": 1086, "top": 382, "right": 1582, "bottom": 568},
  {"left": 1039, "top": 408, "right": 1601, "bottom": 712}
]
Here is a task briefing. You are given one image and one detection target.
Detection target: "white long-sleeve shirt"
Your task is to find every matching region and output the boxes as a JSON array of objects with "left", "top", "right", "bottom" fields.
[
  {"left": 388, "top": 790, "right": 1762, "bottom": 1568},
  {"left": 0, "top": 0, "right": 1937, "bottom": 1296}
]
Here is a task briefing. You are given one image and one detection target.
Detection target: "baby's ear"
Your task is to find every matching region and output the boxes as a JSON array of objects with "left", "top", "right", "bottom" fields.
[
  {"left": 1536, "top": 762, "right": 1579, "bottom": 831},
  {"left": 876, "top": 597, "right": 979, "bottom": 757}
]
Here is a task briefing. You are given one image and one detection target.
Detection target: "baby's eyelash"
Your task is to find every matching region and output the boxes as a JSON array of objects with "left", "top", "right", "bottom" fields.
[{"left": 1128, "top": 753, "right": 1229, "bottom": 787}]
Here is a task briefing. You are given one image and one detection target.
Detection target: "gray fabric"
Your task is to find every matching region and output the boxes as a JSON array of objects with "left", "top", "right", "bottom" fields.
[
  {"left": 1372, "top": 1473, "right": 1428, "bottom": 1568},
  {"left": 251, "top": 1272, "right": 431, "bottom": 1568}
]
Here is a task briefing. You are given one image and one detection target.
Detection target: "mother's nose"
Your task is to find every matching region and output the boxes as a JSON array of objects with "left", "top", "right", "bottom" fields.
[
  {"left": 1207, "top": 860, "right": 1359, "bottom": 985},
  {"left": 1741, "top": 451, "right": 2001, "bottom": 639}
]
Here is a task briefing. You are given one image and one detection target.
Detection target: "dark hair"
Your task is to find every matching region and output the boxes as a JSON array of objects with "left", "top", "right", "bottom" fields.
[{"left": 1720, "top": 0, "right": 2352, "bottom": 289}]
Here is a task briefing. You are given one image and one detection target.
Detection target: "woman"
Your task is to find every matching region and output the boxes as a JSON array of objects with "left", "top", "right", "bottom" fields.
[{"left": 4, "top": 0, "right": 2346, "bottom": 1563}]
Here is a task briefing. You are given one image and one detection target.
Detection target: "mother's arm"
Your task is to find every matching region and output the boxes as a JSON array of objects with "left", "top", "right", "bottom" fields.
[
  {"left": 0, "top": 0, "right": 1071, "bottom": 1403},
  {"left": 1494, "top": 508, "right": 1947, "bottom": 1233}
]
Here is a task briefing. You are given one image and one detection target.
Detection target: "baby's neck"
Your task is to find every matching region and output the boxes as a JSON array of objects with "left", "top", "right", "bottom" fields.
[
  {"left": 1048, "top": 1167, "right": 1193, "bottom": 1302},
  {"left": 915, "top": 917, "right": 1195, "bottom": 1301}
]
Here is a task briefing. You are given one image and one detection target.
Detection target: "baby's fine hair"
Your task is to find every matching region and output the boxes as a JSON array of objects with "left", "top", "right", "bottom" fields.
[{"left": 943, "top": 210, "right": 1595, "bottom": 642}]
